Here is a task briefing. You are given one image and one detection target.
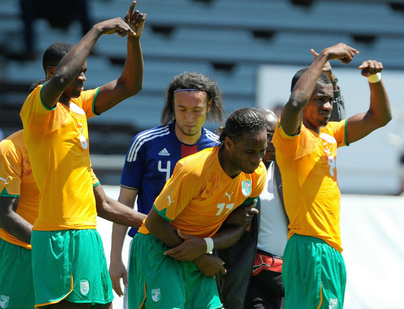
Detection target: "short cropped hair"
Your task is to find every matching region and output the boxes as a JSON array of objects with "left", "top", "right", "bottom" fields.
[
  {"left": 161, "top": 72, "right": 225, "bottom": 125},
  {"left": 219, "top": 107, "right": 266, "bottom": 143},
  {"left": 290, "top": 67, "right": 331, "bottom": 92},
  {"left": 42, "top": 42, "right": 74, "bottom": 72},
  {"left": 28, "top": 79, "right": 46, "bottom": 93},
  {"left": 255, "top": 107, "right": 278, "bottom": 120}
]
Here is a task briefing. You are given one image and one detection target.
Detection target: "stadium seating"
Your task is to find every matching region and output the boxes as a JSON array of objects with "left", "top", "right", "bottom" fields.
[{"left": 2, "top": 0, "right": 404, "bottom": 183}]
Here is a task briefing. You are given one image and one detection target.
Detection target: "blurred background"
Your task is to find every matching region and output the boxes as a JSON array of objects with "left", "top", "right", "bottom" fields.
[
  {"left": 2, "top": 1, "right": 404, "bottom": 308},
  {"left": 2, "top": 0, "right": 404, "bottom": 193}
]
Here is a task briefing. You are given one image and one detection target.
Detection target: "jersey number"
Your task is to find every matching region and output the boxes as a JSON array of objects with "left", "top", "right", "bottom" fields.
[
  {"left": 216, "top": 203, "right": 235, "bottom": 216},
  {"left": 328, "top": 155, "right": 336, "bottom": 177},
  {"left": 158, "top": 160, "right": 171, "bottom": 182}
]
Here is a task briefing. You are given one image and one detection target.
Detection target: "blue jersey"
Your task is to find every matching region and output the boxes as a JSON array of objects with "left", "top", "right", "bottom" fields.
[{"left": 121, "top": 122, "right": 219, "bottom": 236}]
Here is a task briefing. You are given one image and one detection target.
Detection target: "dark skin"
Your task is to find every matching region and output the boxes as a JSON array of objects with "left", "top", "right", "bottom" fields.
[
  {"left": 42, "top": 1, "right": 146, "bottom": 114},
  {"left": 0, "top": 184, "right": 145, "bottom": 252},
  {"left": 281, "top": 43, "right": 391, "bottom": 142},
  {"left": 0, "top": 197, "right": 32, "bottom": 244},
  {"left": 0, "top": 183, "right": 146, "bottom": 309},
  {"left": 148, "top": 129, "right": 267, "bottom": 275},
  {"left": 25, "top": 3, "right": 146, "bottom": 308}
]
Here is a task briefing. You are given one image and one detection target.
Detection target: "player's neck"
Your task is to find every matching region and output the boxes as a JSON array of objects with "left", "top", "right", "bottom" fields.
[{"left": 218, "top": 146, "right": 240, "bottom": 179}]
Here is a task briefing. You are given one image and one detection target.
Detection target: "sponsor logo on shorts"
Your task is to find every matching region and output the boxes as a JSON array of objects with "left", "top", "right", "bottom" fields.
[
  {"left": 151, "top": 288, "right": 161, "bottom": 302},
  {"left": 0, "top": 295, "right": 10, "bottom": 309},
  {"left": 241, "top": 180, "right": 252, "bottom": 197},
  {"left": 329, "top": 298, "right": 338, "bottom": 309},
  {"left": 80, "top": 280, "right": 90, "bottom": 295}
]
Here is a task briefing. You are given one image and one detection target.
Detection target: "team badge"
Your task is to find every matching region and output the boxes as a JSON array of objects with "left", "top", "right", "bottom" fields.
[
  {"left": 80, "top": 280, "right": 90, "bottom": 295},
  {"left": 241, "top": 180, "right": 252, "bottom": 197},
  {"left": 329, "top": 298, "right": 338, "bottom": 309},
  {"left": 0, "top": 295, "right": 9, "bottom": 309},
  {"left": 151, "top": 288, "right": 161, "bottom": 302}
]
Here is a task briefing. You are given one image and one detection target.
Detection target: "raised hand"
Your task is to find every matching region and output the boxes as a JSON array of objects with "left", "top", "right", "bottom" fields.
[
  {"left": 323, "top": 43, "right": 359, "bottom": 64},
  {"left": 96, "top": 17, "right": 135, "bottom": 37},
  {"left": 125, "top": 1, "right": 147, "bottom": 38},
  {"left": 311, "top": 49, "right": 332, "bottom": 75},
  {"left": 358, "top": 60, "right": 383, "bottom": 77}
]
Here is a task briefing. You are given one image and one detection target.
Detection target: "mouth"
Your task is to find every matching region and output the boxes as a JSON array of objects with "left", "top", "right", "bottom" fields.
[{"left": 76, "top": 84, "right": 84, "bottom": 91}]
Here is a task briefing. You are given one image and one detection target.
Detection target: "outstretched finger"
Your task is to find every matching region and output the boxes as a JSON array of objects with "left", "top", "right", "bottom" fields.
[{"left": 310, "top": 49, "right": 319, "bottom": 58}]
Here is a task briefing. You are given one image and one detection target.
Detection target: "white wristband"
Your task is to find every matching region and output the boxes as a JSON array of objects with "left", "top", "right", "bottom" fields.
[
  {"left": 204, "top": 237, "right": 214, "bottom": 253},
  {"left": 368, "top": 73, "right": 381, "bottom": 83}
]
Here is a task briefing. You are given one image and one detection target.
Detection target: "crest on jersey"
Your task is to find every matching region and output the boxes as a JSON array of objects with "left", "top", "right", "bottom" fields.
[
  {"left": 151, "top": 288, "right": 161, "bottom": 302},
  {"left": 329, "top": 298, "right": 338, "bottom": 309},
  {"left": 0, "top": 295, "right": 9, "bottom": 309},
  {"left": 80, "top": 280, "right": 89, "bottom": 295},
  {"left": 241, "top": 180, "right": 252, "bottom": 197}
]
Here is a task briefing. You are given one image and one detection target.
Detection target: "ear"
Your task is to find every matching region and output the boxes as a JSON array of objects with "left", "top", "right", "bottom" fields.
[
  {"left": 224, "top": 136, "right": 233, "bottom": 151},
  {"left": 46, "top": 66, "right": 55, "bottom": 79}
]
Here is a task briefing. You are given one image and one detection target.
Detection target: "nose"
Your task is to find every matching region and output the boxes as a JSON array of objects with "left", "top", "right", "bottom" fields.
[
  {"left": 252, "top": 152, "right": 263, "bottom": 164},
  {"left": 185, "top": 110, "right": 194, "bottom": 122},
  {"left": 323, "top": 100, "right": 333, "bottom": 111},
  {"left": 78, "top": 72, "right": 87, "bottom": 82}
]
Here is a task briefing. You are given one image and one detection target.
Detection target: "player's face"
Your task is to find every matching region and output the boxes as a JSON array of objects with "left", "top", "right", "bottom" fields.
[
  {"left": 262, "top": 114, "right": 278, "bottom": 163},
  {"left": 303, "top": 82, "right": 333, "bottom": 131},
  {"left": 62, "top": 62, "right": 88, "bottom": 100},
  {"left": 225, "top": 129, "right": 267, "bottom": 176},
  {"left": 173, "top": 90, "right": 212, "bottom": 144}
]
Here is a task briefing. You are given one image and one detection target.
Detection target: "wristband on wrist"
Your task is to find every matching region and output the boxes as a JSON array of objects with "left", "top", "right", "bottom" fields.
[
  {"left": 204, "top": 237, "right": 214, "bottom": 253},
  {"left": 331, "top": 76, "right": 338, "bottom": 86},
  {"left": 368, "top": 72, "right": 381, "bottom": 83}
]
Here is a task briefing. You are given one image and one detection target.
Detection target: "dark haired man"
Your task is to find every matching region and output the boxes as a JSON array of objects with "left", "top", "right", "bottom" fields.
[
  {"left": 128, "top": 107, "right": 268, "bottom": 308},
  {"left": 109, "top": 71, "right": 225, "bottom": 300},
  {"left": 274, "top": 43, "right": 391, "bottom": 308},
  {"left": 19, "top": 2, "right": 146, "bottom": 308}
]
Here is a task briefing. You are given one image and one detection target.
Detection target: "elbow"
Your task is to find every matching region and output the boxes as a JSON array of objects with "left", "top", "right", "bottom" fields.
[
  {"left": 95, "top": 201, "right": 109, "bottom": 219},
  {"left": 378, "top": 112, "right": 392, "bottom": 128},
  {"left": 131, "top": 82, "right": 143, "bottom": 96}
]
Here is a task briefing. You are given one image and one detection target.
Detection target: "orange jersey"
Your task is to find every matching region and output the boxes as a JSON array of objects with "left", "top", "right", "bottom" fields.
[
  {"left": 273, "top": 120, "right": 347, "bottom": 252},
  {"left": 138, "top": 147, "right": 267, "bottom": 238},
  {"left": 20, "top": 85, "right": 100, "bottom": 230},
  {"left": 0, "top": 130, "right": 39, "bottom": 249}
]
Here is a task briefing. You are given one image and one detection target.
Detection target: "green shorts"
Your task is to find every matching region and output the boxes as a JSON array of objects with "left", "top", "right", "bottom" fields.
[
  {"left": 0, "top": 238, "right": 35, "bottom": 309},
  {"left": 283, "top": 234, "right": 346, "bottom": 309},
  {"left": 31, "top": 229, "right": 113, "bottom": 308},
  {"left": 128, "top": 233, "right": 222, "bottom": 309}
]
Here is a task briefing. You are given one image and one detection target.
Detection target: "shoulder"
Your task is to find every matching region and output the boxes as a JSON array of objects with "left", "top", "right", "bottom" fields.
[
  {"left": 0, "top": 131, "right": 24, "bottom": 156},
  {"left": 125, "top": 124, "right": 172, "bottom": 162},
  {"left": 201, "top": 127, "right": 220, "bottom": 144},
  {"left": 177, "top": 147, "right": 215, "bottom": 172},
  {"left": 133, "top": 124, "right": 172, "bottom": 145}
]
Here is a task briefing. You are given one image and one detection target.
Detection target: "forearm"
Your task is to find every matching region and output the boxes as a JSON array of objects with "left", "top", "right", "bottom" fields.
[
  {"left": 98, "top": 197, "right": 146, "bottom": 227},
  {"left": 368, "top": 80, "right": 392, "bottom": 127},
  {"left": 0, "top": 213, "right": 32, "bottom": 244},
  {"left": 119, "top": 36, "right": 143, "bottom": 96},
  {"left": 110, "top": 223, "right": 129, "bottom": 261},
  {"left": 54, "top": 25, "right": 101, "bottom": 83},
  {"left": 145, "top": 209, "right": 183, "bottom": 248},
  {"left": 212, "top": 224, "right": 249, "bottom": 250}
]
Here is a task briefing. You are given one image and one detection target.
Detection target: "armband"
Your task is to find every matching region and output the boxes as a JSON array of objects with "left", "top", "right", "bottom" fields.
[
  {"left": 204, "top": 237, "right": 214, "bottom": 253},
  {"left": 368, "top": 73, "right": 381, "bottom": 83}
]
